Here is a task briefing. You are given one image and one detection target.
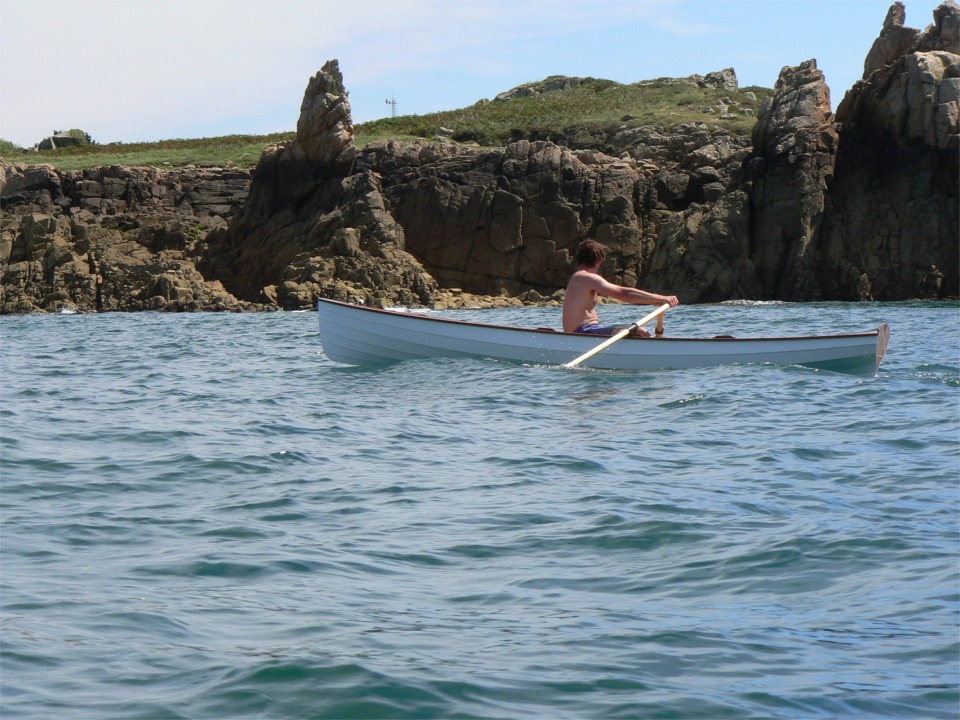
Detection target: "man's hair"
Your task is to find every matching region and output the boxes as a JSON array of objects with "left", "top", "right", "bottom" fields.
[{"left": 575, "top": 239, "right": 607, "bottom": 267}]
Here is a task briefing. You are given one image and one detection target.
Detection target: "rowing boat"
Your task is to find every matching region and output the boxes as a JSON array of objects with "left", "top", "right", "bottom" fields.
[{"left": 316, "top": 298, "right": 890, "bottom": 375}]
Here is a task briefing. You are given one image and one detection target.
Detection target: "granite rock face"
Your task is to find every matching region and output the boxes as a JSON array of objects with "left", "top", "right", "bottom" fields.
[
  {"left": 747, "top": 58, "right": 840, "bottom": 300},
  {"left": 603, "top": 2, "right": 958, "bottom": 302},
  {"left": 0, "top": 163, "right": 261, "bottom": 313},
  {"left": 864, "top": 2, "right": 921, "bottom": 78},
  {"left": 361, "top": 139, "right": 650, "bottom": 297},
  {"left": 200, "top": 59, "right": 438, "bottom": 309},
  {"left": 823, "top": 0, "right": 959, "bottom": 300},
  {"left": 642, "top": 60, "right": 835, "bottom": 303}
]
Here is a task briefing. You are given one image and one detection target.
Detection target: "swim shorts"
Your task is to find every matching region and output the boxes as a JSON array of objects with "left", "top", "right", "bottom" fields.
[{"left": 574, "top": 323, "right": 615, "bottom": 335}]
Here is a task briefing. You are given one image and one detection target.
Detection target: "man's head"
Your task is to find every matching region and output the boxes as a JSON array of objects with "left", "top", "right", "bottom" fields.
[{"left": 575, "top": 239, "right": 607, "bottom": 268}]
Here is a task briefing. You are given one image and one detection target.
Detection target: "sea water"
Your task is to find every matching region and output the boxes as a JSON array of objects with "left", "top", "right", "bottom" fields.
[{"left": 1, "top": 301, "right": 958, "bottom": 720}]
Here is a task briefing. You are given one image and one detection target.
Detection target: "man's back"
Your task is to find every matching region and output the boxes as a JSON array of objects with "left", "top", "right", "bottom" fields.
[{"left": 562, "top": 269, "right": 602, "bottom": 332}]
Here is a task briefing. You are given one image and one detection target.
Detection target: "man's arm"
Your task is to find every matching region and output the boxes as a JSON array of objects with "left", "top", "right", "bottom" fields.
[{"left": 592, "top": 275, "right": 679, "bottom": 307}]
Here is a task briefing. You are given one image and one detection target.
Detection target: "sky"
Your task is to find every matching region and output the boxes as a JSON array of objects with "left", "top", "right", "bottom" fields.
[{"left": 0, "top": 0, "right": 948, "bottom": 148}]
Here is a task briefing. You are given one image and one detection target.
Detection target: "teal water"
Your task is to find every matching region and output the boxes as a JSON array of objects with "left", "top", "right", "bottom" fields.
[{"left": 1, "top": 301, "right": 958, "bottom": 720}]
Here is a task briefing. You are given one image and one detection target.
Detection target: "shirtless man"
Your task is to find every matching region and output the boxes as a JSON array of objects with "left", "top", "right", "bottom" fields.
[{"left": 562, "top": 239, "right": 679, "bottom": 336}]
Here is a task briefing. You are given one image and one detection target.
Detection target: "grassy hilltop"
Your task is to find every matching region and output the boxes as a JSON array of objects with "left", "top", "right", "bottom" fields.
[{"left": 1, "top": 78, "right": 771, "bottom": 171}]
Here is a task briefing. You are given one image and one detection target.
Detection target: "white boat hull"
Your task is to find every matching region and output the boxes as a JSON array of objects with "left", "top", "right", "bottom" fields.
[{"left": 317, "top": 299, "right": 890, "bottom": 375}]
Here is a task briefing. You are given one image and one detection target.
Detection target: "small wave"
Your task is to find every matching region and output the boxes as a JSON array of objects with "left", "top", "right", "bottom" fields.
[
  {"left": 719, "top": 299, "right": 793, "bottom": 306},
  {"left": 911, "top": 363, "right": 960, "bottom": 386},
  {"left": 196, "top": 526, "right": 273, "bottom": 540},
  {"left": 481, "top": 454, "right": 607, "bottom": 473},
  {"left": 657, "top": 393, "right": 709, "bottom": 408}
]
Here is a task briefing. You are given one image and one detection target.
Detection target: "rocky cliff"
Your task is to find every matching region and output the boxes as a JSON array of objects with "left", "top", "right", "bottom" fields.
[
  {"left": 199, "top": 60, "right": 438, "bottom": 310},
  {"left": 823, "top": 0, "right": 959, "bottom": 299},
  {"left": 0, "top": 164, "right": 263, "bottom": 313},
  {"left": 2, "top": 1, "right": 956, "bottom": 314}
]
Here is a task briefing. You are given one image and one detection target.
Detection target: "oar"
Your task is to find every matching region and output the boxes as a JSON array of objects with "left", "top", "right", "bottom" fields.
[{"left": 563, "top": 303, "right": 671, "bottom": 369}]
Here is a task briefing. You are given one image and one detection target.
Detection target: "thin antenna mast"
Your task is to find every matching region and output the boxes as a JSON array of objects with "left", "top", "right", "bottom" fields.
[{"left": 385, "top": 93, "right": 397, "bottom": 118}]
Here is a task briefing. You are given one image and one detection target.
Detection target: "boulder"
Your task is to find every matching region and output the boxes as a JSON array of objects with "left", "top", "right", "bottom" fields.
[
  {"left": 863, "top": 2, "right": 920, "bottom": 78},
  {"left": 494, "top": 76, "right": 592, "bottom": 102},
  {"left": 37, "top": 133, "right": 83, "bottom": 151},
  {"left": 700, "top": 68, "right": 739, "bottom": 91}
]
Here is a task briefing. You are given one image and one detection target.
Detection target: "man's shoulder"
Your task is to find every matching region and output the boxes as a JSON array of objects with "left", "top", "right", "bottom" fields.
[
  {"left": 570, "top": 269, "right": 601, "bottom": 283},
  {"left": 573, "top": 269, "right": 614, "bottom": 290}
]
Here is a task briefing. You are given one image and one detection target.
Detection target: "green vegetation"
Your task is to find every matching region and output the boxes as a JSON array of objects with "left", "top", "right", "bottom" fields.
[
  {"left": 361, "top": 80, "right": 770, "bottom": 149},
  {"left": 1, "top": 79, "right": 771, "bottom": 171},
  {"left": 59, "top": 128, "right": 94, "bottom": 145},
  {"left": 0, "top": 133, "right": 297, "bottom": 171}
]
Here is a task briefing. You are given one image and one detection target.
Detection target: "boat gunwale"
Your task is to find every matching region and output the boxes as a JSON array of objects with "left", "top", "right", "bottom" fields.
[{"left": 317, "top": 297, "right": 884, "bottom": 343}]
